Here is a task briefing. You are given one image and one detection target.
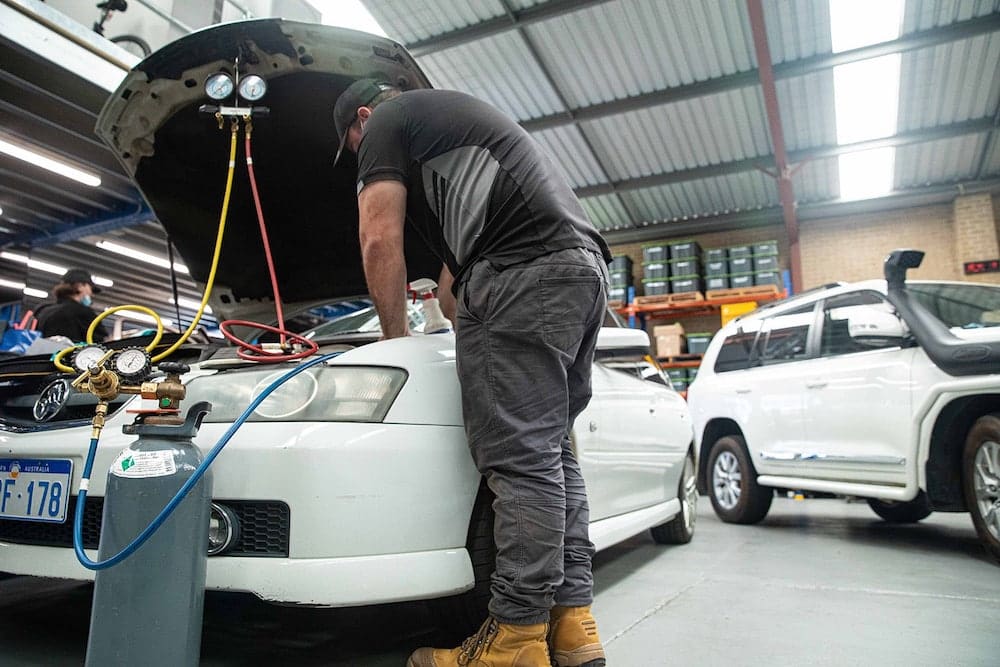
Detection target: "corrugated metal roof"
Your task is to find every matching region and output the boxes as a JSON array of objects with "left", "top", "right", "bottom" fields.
[
  {"left": 524, "top": 0, "right": 754, "bottom": 110},
  {"left": 895, "top": 133, "right": 988, "bottom": 186},
  {"left": 793, "top": 156, "right": 840, "bottom": 204},
  {"left": 580, "top": 194, "right": 632, "bottom": 232},
  {"left": 903, "top": 0, "right": 1000, "bottom": 32},
  {"left": 532, "top": 126, "right": 607, "bottom": 189},
  {"left": 984, "top": 135, "right": 1000, "bottom": 175},
  {"left": 582, "top": 87, "right": 772, "bottom": 182},
  {"left": 761, "top": 0, "right": 832, "bottom": 64},
  {"left": 897, "top": 31, "right": 1000, "bottom": 130},
  {"left": 417, "top": 32, "right": 565, "bottom": 119},
  {"left": 365, "top": 0, "right": 506, "bottom": 44},
  {"left": 622, "top": 170, "right": 779, "bottom": 223},
  {"left": 776, "top": 70, "right": 838, "bottom": 152}
]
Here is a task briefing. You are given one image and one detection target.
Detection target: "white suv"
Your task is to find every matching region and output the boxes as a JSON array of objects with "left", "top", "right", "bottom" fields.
[{"left": 688, "top": 249, "right": 1000, "bottom": 562}]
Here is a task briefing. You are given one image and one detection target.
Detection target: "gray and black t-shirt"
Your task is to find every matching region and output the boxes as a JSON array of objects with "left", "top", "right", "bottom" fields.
[{"left": 356, "top": 89, "right": 611, "bottom": 286}]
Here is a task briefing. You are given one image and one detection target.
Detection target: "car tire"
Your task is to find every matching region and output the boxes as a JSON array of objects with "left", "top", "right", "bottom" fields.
[
  {"left": 650, "top": 452, "right": 697, "bottom": 544},
  {"left": 429, "top": 483, "right": 495, "bottom": 640},
  {"left": 708, "top": 435, "right": 772, "bottom": 524},
  {"left": 963, "top": 414, "right": 1000, "bottom": 563},
  {"left": 866, "top": 492, "right": 932, "bottom": 523}
]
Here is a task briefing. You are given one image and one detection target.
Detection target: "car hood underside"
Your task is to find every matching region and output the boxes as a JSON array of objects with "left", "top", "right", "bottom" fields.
[{"left": 95, "top": 19, "right": 441, "bottom": 322}]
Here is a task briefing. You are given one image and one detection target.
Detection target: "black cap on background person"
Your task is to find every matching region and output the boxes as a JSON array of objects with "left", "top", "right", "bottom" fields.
[{"left": 60, "top": 268, "right": 101, "bottom": 294}]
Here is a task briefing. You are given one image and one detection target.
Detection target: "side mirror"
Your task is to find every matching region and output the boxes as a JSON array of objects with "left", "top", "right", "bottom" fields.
[{"left": 848, "top": 307, "right": 908, "bottom": 347}]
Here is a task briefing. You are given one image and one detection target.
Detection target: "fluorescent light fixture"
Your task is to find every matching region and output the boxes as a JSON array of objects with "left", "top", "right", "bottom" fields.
[
  {"left": 106, "top": 308, "right": 173, "bottom": 327},
  {"left": 1, "top": 278, "right": 48, "bottom": 298},
  {"left": 1, "top": 251, "right": 65, "bottom": 275},
  {"left": 839, "top": 148, "right": 896, "bottom": 201},
  {"left": 0, "top": 137, "right": 102, "bottom": 187},
  {"left": 0, "top": 205, "right": 4, "bottom": 215},
  {"left": 95, "top": 240, "right": 189, "bottom": 274},
  {"left": 0, "top": 251, "right": 113, "bottom": 286},
  {"left": 829, "top": 0, "right": 903, "bottom": 200},
  {"left": 176, "top": 297, "right": 212, "bottom": 314}
]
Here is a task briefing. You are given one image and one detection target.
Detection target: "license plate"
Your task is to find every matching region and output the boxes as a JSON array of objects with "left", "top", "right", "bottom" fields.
[{"left": 0, "top": 459, "right": 73, "bottom": 523}]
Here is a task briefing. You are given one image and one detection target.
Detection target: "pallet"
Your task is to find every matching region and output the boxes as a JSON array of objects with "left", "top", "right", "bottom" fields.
[
  {"left": 658, "top": 354, "right": 703, "bottom": 367},
  {"left": 633, "top": 290, "right": 705, "bottom": 306},
  {"left": 705, "top": 284, "right": 781, "bottom": 301}
]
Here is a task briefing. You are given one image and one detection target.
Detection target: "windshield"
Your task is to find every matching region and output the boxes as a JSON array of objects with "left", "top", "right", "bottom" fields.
[
  {"left": 304, "top": 302, "right": 427, "bottom": 338},
  {"left": 908, "top": 283, "right": 1000, "bottom": 329}
]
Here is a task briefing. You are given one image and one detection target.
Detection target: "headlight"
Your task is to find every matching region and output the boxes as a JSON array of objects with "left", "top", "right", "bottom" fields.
[{"left": 183, "top": 365, "right": 407, "bottom": 423}]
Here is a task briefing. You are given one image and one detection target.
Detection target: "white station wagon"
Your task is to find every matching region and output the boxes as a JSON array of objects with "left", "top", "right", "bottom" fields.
[{"left": 0, "top": 19, "right": 697, "bottom": 633}]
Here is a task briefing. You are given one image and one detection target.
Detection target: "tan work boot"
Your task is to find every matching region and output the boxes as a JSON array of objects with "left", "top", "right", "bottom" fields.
[
  {"left": 548, "top": 605, "right": 606, "bottom": 667},
  {"left": 406, "top": 617, "right": 550, "bottom": 667}
]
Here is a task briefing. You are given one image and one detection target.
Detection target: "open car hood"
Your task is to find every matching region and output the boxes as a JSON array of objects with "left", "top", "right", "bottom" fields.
[{"left": 95, "top": 19, "right": 439, "bottom": 324}]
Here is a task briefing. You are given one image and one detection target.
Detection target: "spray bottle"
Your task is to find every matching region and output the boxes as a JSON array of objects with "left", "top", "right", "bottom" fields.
[{"left": 409, "top": 278, "right": 452, "bottom": 334}]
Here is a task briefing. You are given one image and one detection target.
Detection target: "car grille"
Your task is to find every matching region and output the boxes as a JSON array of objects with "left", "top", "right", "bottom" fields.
[{"left": 0, "top": 496, "right": 290, "bottom": 557}]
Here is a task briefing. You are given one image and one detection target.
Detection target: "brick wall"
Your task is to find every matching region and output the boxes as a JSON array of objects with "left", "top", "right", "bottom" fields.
[{"left": 798, "top": 203, "right": 957, "bottom": 288}]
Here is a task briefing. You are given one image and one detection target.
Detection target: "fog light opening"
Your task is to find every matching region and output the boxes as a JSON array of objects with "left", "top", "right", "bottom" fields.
[{"left": 207, "top": 503, "right": 240, "bottom": 556}]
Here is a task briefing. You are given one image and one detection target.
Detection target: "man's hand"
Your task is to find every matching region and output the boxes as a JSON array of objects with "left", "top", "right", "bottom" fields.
[
  {"left": 358, "top": 180, "right": 410, "bottom": 339},
  {"left": 437, "top": 264, "right": 456, "bottom": 328}
]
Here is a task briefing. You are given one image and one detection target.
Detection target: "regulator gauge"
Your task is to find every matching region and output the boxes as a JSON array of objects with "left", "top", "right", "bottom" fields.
[
  {"left": 238, "top": 74, "right": 267, "bottom": 102},
  {"left": 205, "top": 72, "right": 235, "bottom": 101},
  {"left": 113, "top": 347, "right": 151, "bottom": 381},
  {"left": 72, "top": 345, "right": 108, "bottom": 373}
]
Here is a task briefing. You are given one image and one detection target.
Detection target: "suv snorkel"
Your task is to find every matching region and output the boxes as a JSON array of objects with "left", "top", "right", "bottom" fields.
[{"left": 883, "top": 249, "right": 1000, "bottom": 376}]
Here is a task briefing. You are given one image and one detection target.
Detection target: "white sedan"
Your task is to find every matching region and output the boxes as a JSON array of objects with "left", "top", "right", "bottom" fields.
[{"left": 0, "top": 18, "right": 696, "bottom": 633}]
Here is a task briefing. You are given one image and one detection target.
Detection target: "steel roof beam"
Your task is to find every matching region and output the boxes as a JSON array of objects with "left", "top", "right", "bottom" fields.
[
  {"left": 602, "top": 178, "right": 1000, "bottom": 245},
  {"left": 1, "top": 207, "right": 154, "bottom": 250},
  {"left": 521, "top": 14, "right": 1000, "bottom": 133},
  {"left": 407, "top": 0, "right": 615, "bottom": 56},
  {"left": 573, "top": 117, "right": 996, "bottom": 198},
  {"left": 0, "top": 167, "right": 118, "bottom": 212}
]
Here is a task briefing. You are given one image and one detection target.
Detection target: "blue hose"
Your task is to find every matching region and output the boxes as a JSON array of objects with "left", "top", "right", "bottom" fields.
[{"left": 74, "top": 352, "right": 341, "bottom": 570}]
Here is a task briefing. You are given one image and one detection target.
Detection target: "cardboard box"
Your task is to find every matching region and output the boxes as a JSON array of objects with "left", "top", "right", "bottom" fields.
[{"left": 653, "top": 323, "right": 686, "bottom": 358}]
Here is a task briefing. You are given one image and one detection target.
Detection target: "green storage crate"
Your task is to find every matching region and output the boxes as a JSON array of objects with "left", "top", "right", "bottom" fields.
[
  {"left": 686, "top": 333, "right": 713, "bottom": 355},
  {"left": 643, "top": 279, "right": 669, "bottom": 296}
]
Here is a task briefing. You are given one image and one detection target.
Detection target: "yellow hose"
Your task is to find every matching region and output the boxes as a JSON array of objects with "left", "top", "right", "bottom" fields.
[{"left": 52, "top": 122, "right": 240, "bottom": 373}]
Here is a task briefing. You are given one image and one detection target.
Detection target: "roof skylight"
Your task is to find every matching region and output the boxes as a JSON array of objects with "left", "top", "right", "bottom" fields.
[{"left": 829, "top": 0, "right": 904, "bottom": 201}]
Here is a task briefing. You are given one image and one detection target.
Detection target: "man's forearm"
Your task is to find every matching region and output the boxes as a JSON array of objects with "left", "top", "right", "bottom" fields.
[
  {"left": 362, "top": 239, "right": 409, "bottom": 338},
  {"left": 358, "top": 180, "right": 410, "bottom": 339}
]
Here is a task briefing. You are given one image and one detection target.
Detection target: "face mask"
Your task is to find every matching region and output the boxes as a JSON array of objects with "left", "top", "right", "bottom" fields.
[{"left": 81, "top": 295, "right": 93, "bottom": 307}]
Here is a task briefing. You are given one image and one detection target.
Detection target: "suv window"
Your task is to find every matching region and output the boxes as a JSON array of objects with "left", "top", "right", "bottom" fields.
[
  {"left": 908, "top": 283, "right": 1000, "bottom": 329},
  {"left": 819, "top": 291, "right": 895, "bottom": 357},
  {"left": 714, "top": 320, "right": 763, "bottom": 373},
  {"left": 758, "top": 304, "right": 816, "bottom": 365}
]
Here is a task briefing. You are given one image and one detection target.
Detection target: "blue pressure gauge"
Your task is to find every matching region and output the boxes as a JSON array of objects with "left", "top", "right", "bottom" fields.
[{"left": 205, "top": 73, "right": 234, "bottom": 101}]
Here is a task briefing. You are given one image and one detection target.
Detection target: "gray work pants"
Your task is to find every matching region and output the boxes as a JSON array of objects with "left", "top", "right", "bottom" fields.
[{"left": 455, "top": 247, "right": 609, "bottom": 625}]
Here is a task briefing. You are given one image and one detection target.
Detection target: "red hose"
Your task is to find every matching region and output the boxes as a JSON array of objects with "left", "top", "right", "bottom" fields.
[{"left": 219, "top": 127, "right": 317, "bottom": 363}]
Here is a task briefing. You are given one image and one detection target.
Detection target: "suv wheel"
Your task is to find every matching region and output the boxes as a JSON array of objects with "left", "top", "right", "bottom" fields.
[
  {"left": 651, "top": 452, "right": 697, "bottom": 544},
  {"left": 708, "top": 435, "right": 772, "bottom": 524},
  {"left": 866, "top": 492, "right": 932, "bottom": 523},
  {"left": 964, "top": 415, "right": 1000, "bottom": 562}
]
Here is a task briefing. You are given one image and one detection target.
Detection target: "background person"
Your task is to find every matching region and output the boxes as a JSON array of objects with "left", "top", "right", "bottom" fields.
[
  {"left": 334, "top": 78, "right": 612, "bottom": 667},
  {"left": 35, "top": 268, "right": 109, "bottom": 343}
]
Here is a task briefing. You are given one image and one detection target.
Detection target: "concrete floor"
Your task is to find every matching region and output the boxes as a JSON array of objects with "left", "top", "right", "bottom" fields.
[{"left": 1, "top": 496, "right": 997, "bottom": 666}]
